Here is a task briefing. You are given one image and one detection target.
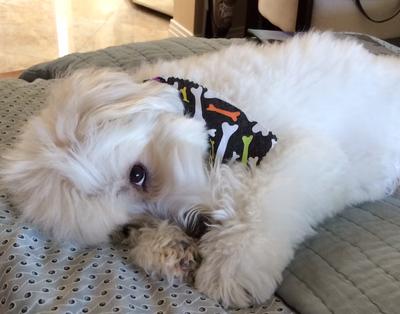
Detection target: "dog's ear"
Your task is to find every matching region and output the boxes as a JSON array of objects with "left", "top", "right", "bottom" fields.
[{"left": 46, "top": 69, "right": 181, "bottom": 146}]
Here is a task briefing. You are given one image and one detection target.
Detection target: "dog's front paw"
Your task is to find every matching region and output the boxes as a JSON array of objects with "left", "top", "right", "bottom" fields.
[
  {"left": 194, "top": 225, "right": 281, "bottom": 308},
  {"left": 195, "top": 263, "right": 254, "bottom": 308},
  {"left": 121, "top": 221, "right": 200, "bottom": 283}
]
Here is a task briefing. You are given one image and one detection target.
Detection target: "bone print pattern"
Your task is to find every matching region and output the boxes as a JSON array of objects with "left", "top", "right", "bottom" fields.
[
  {"left": 241, "top": 135, "right": 254, "bottom": 165},
  {"left": 207, "top": 104, "right": 241, "bottom": 122},
  {"left": 252, "top": 122, "right": 271, "bottom": 136},
  {"left": 190, "top": 86, "right": 204, "bottom": 121},
  {"left": 153, "top": 77, "right": 277, "bottom": 166},
  {"left": 208, "top": 129, "right": 217, "bottom": 137},
  {"left": 217, "top": 123, "right": 239, "bottom": 162},
  {"left": 230, "top": 151, "right": 240, "bottom": 162},
  {"left": 180, "top": 86, "right": 189, "bottom": 103}
]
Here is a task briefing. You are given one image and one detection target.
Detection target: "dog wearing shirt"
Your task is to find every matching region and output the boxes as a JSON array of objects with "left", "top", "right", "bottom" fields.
[{"left": 3, "top": 32, "right": 400, "bottom": 307}]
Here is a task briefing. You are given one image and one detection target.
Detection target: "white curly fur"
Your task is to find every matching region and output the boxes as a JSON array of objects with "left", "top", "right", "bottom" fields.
[{"left": 2, "top": 32, "right": 400, "bottom": 307}]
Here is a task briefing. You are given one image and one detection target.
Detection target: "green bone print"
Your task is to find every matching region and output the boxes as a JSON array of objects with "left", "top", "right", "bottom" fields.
[
  {"left": 241, "top": 135, "right": 253, "bottom": 164},
  {"left": 180, "top": 86, "right": 189, "bottom": 103}
]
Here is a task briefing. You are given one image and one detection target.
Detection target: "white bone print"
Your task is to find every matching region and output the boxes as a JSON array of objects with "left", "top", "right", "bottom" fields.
[
  {"left": 216, "top": 122, "right": 238, "bottom": 160},
  {"left": 248, "top": 156, "right": 260, "bottom": 166},
  {"left": 252, "top": 123, "right": 271, "bottom": 136},
  {"left": 230, "top": 151, "right": 240, "bottom": 162},
  {"left": 208, "top": 129, "right": 217, "bottom": 137},
  {"left": 190, "top": 86, "right": 204, "bottom": 120},
  {"left": 271, "top": 138, "right": 278, "bottom": 149}
]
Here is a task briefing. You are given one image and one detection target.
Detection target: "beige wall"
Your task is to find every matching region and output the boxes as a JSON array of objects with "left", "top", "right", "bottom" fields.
[{"left": 172, "top": 0, "right": 207, "bottom": 36}]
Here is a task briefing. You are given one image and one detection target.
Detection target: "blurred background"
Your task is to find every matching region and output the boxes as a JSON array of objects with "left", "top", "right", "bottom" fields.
[{"left": 1, "top": 0, "right": 400, "bottom": 73}]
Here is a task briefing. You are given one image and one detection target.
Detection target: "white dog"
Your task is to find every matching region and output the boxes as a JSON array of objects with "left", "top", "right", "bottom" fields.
[{"left": 2, "top": 32, "right": 400, "bottom": 308}]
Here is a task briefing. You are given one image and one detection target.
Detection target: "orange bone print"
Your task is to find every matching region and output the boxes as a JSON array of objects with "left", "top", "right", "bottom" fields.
[{"left": 207, "top": 104, "right": 241, "bottom": 122}]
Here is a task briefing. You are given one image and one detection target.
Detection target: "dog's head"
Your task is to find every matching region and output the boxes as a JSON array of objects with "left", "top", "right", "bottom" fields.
[{"left": 1, "top": 69, "right": 210, "bottom": 245}]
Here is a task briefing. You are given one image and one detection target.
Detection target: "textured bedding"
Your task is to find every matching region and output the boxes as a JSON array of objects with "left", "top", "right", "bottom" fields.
[
  {"left": 278, "top": 194, "right": 400, "bottom": 314},
  {"left": 20, "top": 33, "right": 400, "bottom": 83},
  {"left": 19, "top": 37, "right": 240, "bottom": 82},
  {"left": 1, "top": 33, "right": 400, "bottom": 313}
]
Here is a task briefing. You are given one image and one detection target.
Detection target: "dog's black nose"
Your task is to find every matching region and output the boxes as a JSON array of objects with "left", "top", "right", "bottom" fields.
[{"left": 183, "top": 210, "right": 212, "bottom": 239}]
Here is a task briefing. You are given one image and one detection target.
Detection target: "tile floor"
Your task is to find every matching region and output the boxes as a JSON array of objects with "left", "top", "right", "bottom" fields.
[{"left": 0, "top": 0, "right": 171, "bottom": 72}]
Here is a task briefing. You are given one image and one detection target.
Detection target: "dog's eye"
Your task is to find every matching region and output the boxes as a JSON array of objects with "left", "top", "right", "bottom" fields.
[{"left": 130, "top": 164, "right": 147, "bottom": 188}]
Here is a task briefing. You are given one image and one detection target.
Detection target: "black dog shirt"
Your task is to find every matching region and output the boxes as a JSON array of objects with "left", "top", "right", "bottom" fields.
[{"left": 152, "top": 77, "right": 277, "bottom": 166}]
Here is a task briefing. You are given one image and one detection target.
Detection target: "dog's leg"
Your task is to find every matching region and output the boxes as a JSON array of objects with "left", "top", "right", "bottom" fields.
[
  {"left": 195, "top": 132, "right": 357, "bottom": 307},
  {"left": 111, "top": 214, "right": 201, "bottom": 283}
]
